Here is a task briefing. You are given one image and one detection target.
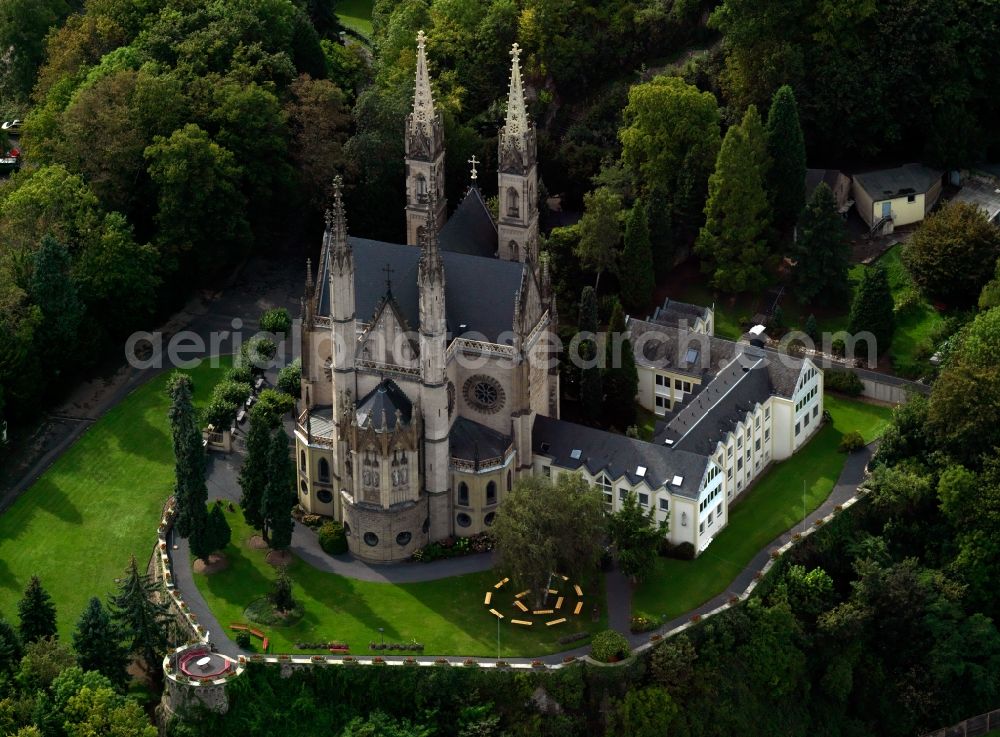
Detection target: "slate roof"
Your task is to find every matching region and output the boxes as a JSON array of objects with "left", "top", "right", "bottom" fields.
[
  {"left": 304, "top": 406, "right": 335, "bottom": 440},
  {"left": 649, "top": 298, "right": 710, "bottom": 329},
  {"left": 316, "top": 237, "right": 526, "bottom": 343},
  {"left": 629, "top": 319, "right": 738, "bottom": 377},
  {"left": 659, "top": 355, "right": 774, "bottom": 455},
  {"left": 853, "top": 164, "right": 942, "bottom": 199},
  {"left": 449, "top": 417, "right": 511, "bottom": 463},
  {"left": 805, "top": 168, "right": 844, "bottom": 197},
  {"left": 532, "top": 415, "right": 710, "bottom": 500},
  {"left": 356, "top": 379, "right": 413, "bottom": 430},
  {"left": 438, "top": 187, "right": 498, "bottom": 258}
]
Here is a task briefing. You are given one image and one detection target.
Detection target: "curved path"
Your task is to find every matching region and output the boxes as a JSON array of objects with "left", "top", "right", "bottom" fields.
[{"left": 174, "top": 441, "right": 875, "bottom": 661}]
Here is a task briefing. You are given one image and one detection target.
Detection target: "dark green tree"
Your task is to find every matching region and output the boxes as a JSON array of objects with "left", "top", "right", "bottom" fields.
[
  {"left": 261, "top": 429, "right": 294, "bottom": 550},
  {"left": 167, "top": 374, "right": 207, "bottom": 540},
  {"left": 603, "top": 302, "right": 638, "bottom": 430},
  {"left": 619, "top": 200, "right": 655, "bottom": 315},
  {"left": 574, "top": 187, "right": 621, "bottom": 290},
  {"left": 645, "top": 187, "right": 674, "bottom": 279},
  {"left": 109, "top": 555, "right": 171, "bottom": 673},
  {"left": 72, "top": 597, "right": 128, "bottom": 688},
  {"left": 608, "top": 491, "right": 662, "bottom": 582},
  {"left": 903, "top": 201, "right": 1000, "bottom": 306},
  {"left": 29, "top": 234, "right": 83, "bottom": 379},
  {"left": 794, "top": 183, "right": 851, "bottom": 304},
  {"left": 696, "top": 124, "right": 771, "bottom": 293},
  {"left": 17, "top": 575, "right": 57, "bottom": 644},
  {"left": 206, "top": 502, "right": 232, "bottom": 553},
  {"left": 239, "top": 404, "right": 276, "bottom": 532},
  {"left": 765, "top": 85, "right": 807, "bottom": 228},
  {"left": 578, "top": 286, "right": 602, "bottom": 423},
  {"left": 269, "top": 569, "right": 295, "bottom": 613},
  {"left": 0, "top": 618, "right": 22, "bottom": 674},
  {"left": 804, "top": 313, "right": 819, "bottom": 343},
  {"left": 848, "top": 264, "right": 895, "bottom": 357}
]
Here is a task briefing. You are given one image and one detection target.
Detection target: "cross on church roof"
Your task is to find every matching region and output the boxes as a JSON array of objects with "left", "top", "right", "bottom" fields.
[
  {"left": 510, "top": 42, "right": 521, "bottom": 61},
  {"left": 382, "top": 262, "right": 395, "bottom": 294},
  {"left": 468, "top": 154, "right": 479, "bottom": 181}
]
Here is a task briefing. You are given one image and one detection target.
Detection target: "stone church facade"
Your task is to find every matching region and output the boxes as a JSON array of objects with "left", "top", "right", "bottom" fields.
[
  {"left": 292, "top": 34, "right": 824, "bottom": 563},
  {"left": 294, "top": 34, "right": 559, "bottom": 562}
]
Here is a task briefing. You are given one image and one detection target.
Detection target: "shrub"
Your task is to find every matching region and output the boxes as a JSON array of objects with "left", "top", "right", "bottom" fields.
[
  {"left": 235, "top": 631, "right": 252, "bottom": 649},
  {"left": 894, "top": 285, "right": 923, "bottom": 317},
  {"left": 301, "top": 514, "right": 324, "bottom": 529},
  {"left": 318, "top": 521, "right": 348, "bottom": 555},
  {"left": 260, "top": 308, "right": 292, "bottom": 335},
  {"left": 629, "top": 616, "right": 658, "bottom": 633},
  {"left": 824, "top": 369, "right": 864, "bottom": 396},
  {"left": 227, "top": 364, "right": 253, "bottom": 384},
  {"left": 255, "top": 389, "right": 295, "bottom": 423},
  {"left": 277, "top": 358, "right": 302, "bottom": 397},
  {"left": 558, "top": 631, "right": 590, "bottom": 646},
  {"left": 591, "top": 629, "right": 630, "bottom": 663},
  {"left": 203, "top": 379, "right": 251, "bottom": 427},
  {"left": 239, "top": 336, "right": 277, "bottom": 373},
  {"left": 664, "top": 541, "right": 695, "bottom": 561},
  {"left": 838, "top": 430, "right": 864, "bottom": 453}
]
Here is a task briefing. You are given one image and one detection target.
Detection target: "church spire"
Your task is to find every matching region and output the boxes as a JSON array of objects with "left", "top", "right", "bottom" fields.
[
  {"left": 405, "top": 31, "right": 447, "bottom": 246},
  {"left": 418, "top": 190, "right": 443, "bottom": 281},
  {"left": 503, "top": 43, "right": 529, "bottom": 148},
  {"left": 326, "top": 176, "right": 351, "bottom": 269},
  {"left": 411, "top": 30, "right": 436, "bottom": 135}
]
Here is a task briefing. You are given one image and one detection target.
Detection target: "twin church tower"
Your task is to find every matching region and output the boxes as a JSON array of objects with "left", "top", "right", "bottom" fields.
[{"left": 404, "top": 31, "right": 539, "bottom": 263}]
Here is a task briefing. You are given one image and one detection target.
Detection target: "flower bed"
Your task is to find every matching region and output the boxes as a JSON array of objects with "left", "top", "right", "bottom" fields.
[
  {"left": 411, "top": 532, "right": 493, "bottom": 562},
  {"left": 368, "top": 640, "right": 424, "bottom": 652}
]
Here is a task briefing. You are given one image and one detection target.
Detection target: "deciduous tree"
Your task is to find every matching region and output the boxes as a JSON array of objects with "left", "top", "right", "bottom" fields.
[
  {"left": 608, "top": 491, "right": 662, "bottom": 582},
  {"left": 574, "top": 187, "right": 621, "bottom": 290}
]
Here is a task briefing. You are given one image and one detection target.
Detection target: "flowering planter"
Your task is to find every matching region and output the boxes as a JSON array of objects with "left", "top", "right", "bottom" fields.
[
  {"left": 372, "top": 657, "right": 385, "bottom": 665},
  {"left": 434, "top": 658, "right": 449, "bottom": 667},
  {"left": 404, "top": 657, "right": 417, "bottom": 665},
  {"left": 649, "top": 634, "right": 662, "bottom": 643},
  {"left": 531, "top": 660, "right": 544, "bottom": 668},
  {"left": 495, "top": 661, "right": 509, "bottom": 669},
  {"left": 689, "top": 614, "right": 702, "bottom": 623},
  {"left": 728, "top": 596, "right": 739, "bottom": 606},
  {"left": 814, "top": 519, "right": 824, "bottom": 526},
  {"left": 753, "top": 572, "right": 764, "bottom": 581},
  {"left": 563, "top": 655, "right": 576, "bottom": 663},
  {"left": 769, "top": 549, "right": 780, "bottom": 559}
]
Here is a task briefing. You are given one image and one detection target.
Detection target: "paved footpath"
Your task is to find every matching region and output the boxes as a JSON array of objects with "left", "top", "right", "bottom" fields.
[{"left": 174, "top": 441, "right": 875, "bottom": 662}]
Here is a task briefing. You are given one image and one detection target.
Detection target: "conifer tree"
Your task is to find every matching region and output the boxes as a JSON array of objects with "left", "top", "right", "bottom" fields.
[
  {"left": 766, "top": 85, "right": 807, "bottom": 227},
  {"left": 578, "top": 287, "right": 603, "bottom": 423},
  {"left": 0, "top": 618, "right": 22, "bottom": 674},
  {"left": 619, "top": 200, "right": 656, "bottom": 315},
  {"left": 261, "top": 430, "right": 294, "bottom": 550},
  {"left": 603, "top": 301, "right": 638, "bottom": 430},
  {"left": 167, "top": 374, "right": 207, "bottom": 539},
  {"left": 805, "top": 314, "right": 819, "bottom": 343},
  {"left": 207, "top": 501, "right": 232, "bottom": 553},
  {"left": 239, "top": 403, "right": 275, "bottom": 532},
  {"left": 741, "top": 104, "right": 771, "bottom": 179},
  {"left": 695, "top": 125, "right": 771, "bottom": 293},
  {"left": 72, "top": 597, "right": 128, "bottom": 688},
  {"left": 848, "top": 264, "right": 895, "bottom": 357},
  {"left": 794, "top": 182, "right": 850, "bottom": 304},
  {"left": 608, "top": 491, "right": 662, "bottom": 582},
  {"left": 109, "top": 556, "right": 171, "bottom": 673},
  {"left": 646, "top": 188, "right": 674, "bottom": 279},
  {"left": 17, "top": 575, "right": 57, "bottom": 644},
  {"left": 30, "top": 235, "right": 83, "bottom": 379}
]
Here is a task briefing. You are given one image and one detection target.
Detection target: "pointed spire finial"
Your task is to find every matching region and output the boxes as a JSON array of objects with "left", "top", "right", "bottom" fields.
[
  {"left": 306, "top": 257, "right": 314, "bottom": 289},
  {"left": 468, "top": 154, "right": 479, "bottom": 182},
  {"left": 503, "top": 42, "right": 529, "bottom": 143},
  {"left": 411, "top": 30, "right": 436, "bottom": 131}
]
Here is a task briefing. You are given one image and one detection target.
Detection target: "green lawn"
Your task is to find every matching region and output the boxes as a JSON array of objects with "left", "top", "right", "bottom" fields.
[
  {"left": 669, "top": 246, "right": 945, "bottom": 377},
  {"left": 0, "top": 360, "right": 230, "bottom": 635},
  {"left": 632, "top": 394, "right": 893, "bottom": 622},
  {"left": 337, "top": 0, "right": 373, "bottom": 37},
  {"left": 194, "top": 513, "right": 606, "bottom": 657}
]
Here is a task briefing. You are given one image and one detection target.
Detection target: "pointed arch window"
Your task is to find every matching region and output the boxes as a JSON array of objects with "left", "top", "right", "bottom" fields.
[
  {"left": 507, "top": 187, "right": 520, "bottom": 218},
  {"left": 509, "top": 240, "right": 519, "bottom": 261},
  {"left": 458, "top": 482, "right": 470, "bottom": 506},
  {"left": 416, "top": 173, "right": 428, "bottom": 203},
  {"left": 318, "top": 457, "right": 330, "bottom": 483},
  {"left": 486, "top": 481, "right": 497, "bottom": 505}
]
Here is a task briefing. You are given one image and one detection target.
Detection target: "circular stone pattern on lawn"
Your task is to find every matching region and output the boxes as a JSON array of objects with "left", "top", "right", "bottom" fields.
[{"left": 245, "top": 596, "right": 305, "bottom": 627}]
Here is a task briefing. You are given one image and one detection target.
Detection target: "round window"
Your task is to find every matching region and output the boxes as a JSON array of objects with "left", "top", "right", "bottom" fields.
[
  {"left": 463, "top": 375, "right": 505, "bottom": 414},
  {"left": 484, "top": 512, "right": 496, "bottom": 527},
  {"left": 396, "top": 531, "right": 412, "bottom": 546},
  {"left": 363, "top": 532, "right": 379, "bottom": 547},
  {"left": 422, "top": 517, "right": 430, "bottom": 533},
  {"left": 316, "top": 489, "right": 333, "bottom": 504},
  {"left": 456, "top": 513, "right": 472, "bottom": 528}
]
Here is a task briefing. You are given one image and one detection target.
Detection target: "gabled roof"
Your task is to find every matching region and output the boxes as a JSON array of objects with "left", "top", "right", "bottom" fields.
[
  {"left": 316, "top": 237, "right": 526, "bottom": 343},
  {"left": 439, "top": 187, "right": 497, "bottom": 258},
  {"left": 659, "top": 355, "right": 774, "bottom": 456},
  {"left": 649, "top": 298, "right": 711, "bottom": 329},
  {"left": 805, "top": 168, "right": 845, "bottom": 197},
  {"left": 449, "top": 417, "right": 511, "bottom": 462},
  {"left": 629, "top": 319, "right": 738, "bottom": 377},
  {"left": 853, "top": 164, "right": 942, "bottom": 199},
  {"left": 356, "top": 379, "right": 413, "bottom": 430},
  {"left": 532, "top": 415, "right": 710, "bottom": 500}
]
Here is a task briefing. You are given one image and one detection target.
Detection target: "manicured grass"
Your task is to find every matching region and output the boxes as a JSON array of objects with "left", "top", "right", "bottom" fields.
[
  {"left": 631, "top": 394, "right": 893, "bottom": 622},
  {"left": 337, "top": 0, "right": 373, "bottom": 37},
  {"left": 195, "top": 512, "right": 606, "bottom": 657},
  {"left": 0, "top": 359, "right": 231, "bottom": 635}
]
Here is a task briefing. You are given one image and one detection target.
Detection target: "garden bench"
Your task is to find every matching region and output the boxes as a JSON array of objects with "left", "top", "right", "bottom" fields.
[
  {"left": 483, "top": 592, "right": 492, "bottom": 605},
  {"left": 573, "top": 585, "right": 583, "bottom": 597},
  {"left": 511, "top": 619, "right": 532, "bottom": 626},
  {"left": 573, "top": 602, "right": 583, "bottom": 615},
  {"left": 547, "top": 588, "right": 558, "bottom": 594},
  {"left": 250, "top": 629, "right": 265, "bottom": 639},
  {"left": 230, "top": 623, "right": 249, "bottom": 631},
  {"left": 545, "top": 618, "right": 566, "bottom": 626},
  {"left": 261, "top": 638, "right": 269, "bottom": 653},
  {"left": 493, "top": 577, "right": 509, "bottom": 589},
  {"left": 514, "top": 600, "right": 528, "bottom": 612},
  {"left": 533, "top": 609, "right": 553, "bottom": 615},
  {"left": 555, "top": 597, "right": 564, "bottom": 609},
  {"left": 514, "top": 589, "right": 530, "bottom": 599},
  {"left": 489, "top": 609, "right": 504, "bottom": 619}
]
